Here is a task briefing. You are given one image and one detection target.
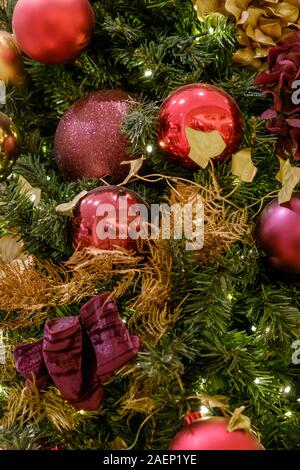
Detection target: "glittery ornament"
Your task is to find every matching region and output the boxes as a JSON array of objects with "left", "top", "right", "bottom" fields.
[
  {"left": 0, "top": 112, "right": 19, "bottom": 180},
  {"left": 55, "top": 90, "right": 132, "bottom": 182},
  {"left": 157, "top": 84, "right": 243, "bottom": 169},
  {"left": 169, "top": 416, "right": 263, "bottom": 450},
  {"left": 257, "top": 195, "right": 300, "bottom": 274},
  {"left": 12, "top": 0, "right": 95, "bottom": 65},
  {"left": 72, "top": 186, "right": 148, "bottom": 251},
  {"left": 0, "top": 31, "right": 26, "bottom": 87}
]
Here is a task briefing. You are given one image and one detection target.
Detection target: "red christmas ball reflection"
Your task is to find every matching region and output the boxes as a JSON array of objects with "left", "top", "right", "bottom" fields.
[
  {"left": 257, "top": 195, "right": 300, "bottom": 274},
  {"left": 12, "top": 0, "right": 95, "bottom": 65},
  {"left": 72, "top": 186, "right": 148, "bottom": 251},
  {"left": 168, "top": 416, "right": 263, "bottom": 450},
  {"left": 157, "top": 83, "right": 243, "bottom": 168}
]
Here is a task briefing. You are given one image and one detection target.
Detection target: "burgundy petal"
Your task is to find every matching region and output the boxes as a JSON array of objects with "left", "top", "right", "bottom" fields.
[
  {"left": 254, "top": 71, "right": 281, "bottom": 86},
  {"left": 290, "top": 128, "right": 300, "bottom": 159},
  {"left": 274, "top": 59, "right": 297, "bottom": 74},
  {"left": 286, "top": 51, "right": 300, "bottom": 69},
  {"left": 269, "top": 45, "right": 284, "bottom": 68},
  {"left": 287, "top": 107, "right": 300, "bottom": 114},
  {"left": 280, "top": 32, "right": 300, "bottom": 49},
  {"left": 261, "top": 108, "right": 278, "bottom": 120},
  {"left": 276, "top": 141, "right": 287, "bottom": 160},
  {"left": 286, "top": 119, "right": 300, "bottom": 128},
  {"left": 266, "top": 118, "right": 289, "bottom": 135}
]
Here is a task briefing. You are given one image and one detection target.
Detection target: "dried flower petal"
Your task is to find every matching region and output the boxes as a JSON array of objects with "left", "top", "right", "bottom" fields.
[
  {"left": 193, "top": 1, "right": 300, "bottom": 68},
  {"left": 276, "top": 2, "right": 299, "bottom": 23},
  {"left": 255, "top": 32, "right": 300, "bottom": 161}
]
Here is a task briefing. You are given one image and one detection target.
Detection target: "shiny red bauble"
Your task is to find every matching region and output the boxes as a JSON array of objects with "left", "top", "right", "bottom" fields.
[
  {"left": 12, "top": 0, "right": 95, "bottom": 64},
  {"left": 157, "top": 83, "right": 243, "bottom": 168},
  {"left": 257, "top": 195, "right": 300, "bottom": 274},
  {"left": 55, "top": 90, "right": 132, "bottom": 181},
  {"left": 72, "top": 186, "right": 148, "bottom": 251},
  {"left": 168, "top": 417, "right": 263, "bottom": 450}
]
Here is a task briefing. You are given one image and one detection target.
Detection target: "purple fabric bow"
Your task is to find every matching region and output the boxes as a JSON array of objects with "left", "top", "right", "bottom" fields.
[
  {"left": 80, "top": 293, "right": 140, "bottom": 383},
  {"left": 13, "top": 294, "right": 140, "bottom": 411}
]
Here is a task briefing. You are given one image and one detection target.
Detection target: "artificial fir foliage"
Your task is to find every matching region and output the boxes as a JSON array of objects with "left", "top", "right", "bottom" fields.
[{"left": 0, "top": 0, "right": 299, "bottom": 451}]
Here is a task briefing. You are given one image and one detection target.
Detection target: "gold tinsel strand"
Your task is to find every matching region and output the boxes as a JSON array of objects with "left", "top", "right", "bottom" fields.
[
  {"left": 193, "top": 0, "right": 300, "bottom": 68},
  {"left": 129, "top": 240, "right": 182, "bottom": 346},
  {"left": 0, "top": 249, "right": 143, "bottom": 323},
  {"left": 1, "top": 383, "right": 83, "bottom": 432},
  {"left": 168, "top": 177, "right": 249, "bottom": 263}
]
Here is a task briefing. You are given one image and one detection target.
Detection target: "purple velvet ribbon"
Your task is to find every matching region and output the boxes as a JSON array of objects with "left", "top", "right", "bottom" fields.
[{"left": 13, "top": 293, "right": 140, "bottom": 411}]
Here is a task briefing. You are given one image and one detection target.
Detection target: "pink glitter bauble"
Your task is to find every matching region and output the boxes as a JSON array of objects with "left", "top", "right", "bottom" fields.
[{"left": 54, "top": 90, "right": 132, "bottom": 181}]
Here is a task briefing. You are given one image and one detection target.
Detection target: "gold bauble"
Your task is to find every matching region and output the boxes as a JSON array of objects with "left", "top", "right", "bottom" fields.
[
  {"left": 0, "top": 30, "right": 26, "bottom": 87},
  {"left": 0, "top": 112, "right": 19, "bottom": 180}
]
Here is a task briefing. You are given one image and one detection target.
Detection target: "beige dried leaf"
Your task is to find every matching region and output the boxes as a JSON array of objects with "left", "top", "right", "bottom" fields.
[
  {"left": 108, "top": 436, "right": 128, "bottom": 450},
  {"left": 0, "top": 235, "right": 24, "bottom": 263},
  {"left": 232, "top": 148, "right": 257, "bottom": 182},
  {"left": 119, "top": 156, "right": 145, "bottom": 185},
  {"left": 185, "top": 127, "right": 226, "bottom": 169},
  {"left": 56, "top": 190, "right": 88, "bottom": 216},
  {"left": 197, "top": 393, "right": 230, "bottom": 410},
  {"left": 227, "top": 406, "right": 252, "bottom": 432},
  {"left": 276, "top": 157, "right": 286, "bottom": 182},
  {"left": 277, "top": 159, "right": 300, "bottom": 203},
  {"left": 18, "top": 176, "right": 41, "bottom": 207}
]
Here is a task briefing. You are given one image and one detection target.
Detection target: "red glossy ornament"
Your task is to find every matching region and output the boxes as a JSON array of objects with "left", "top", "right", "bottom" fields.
[
  {"left": 72, "top": 186, "right": 148, "bottom": 251},
  {"left": 257, "top": 195, "right": 300, "bottom": 274},
  {"left": 158, "top": 83, "right": 243, "bottom": 168},
  {"left": 55, "top": 90, "right": 132, "bottom": 182},
  {"left": 168, "top": 416, "right": 263, "bottom": 450},
  {"left": 12, "top": 0, "right": 95, "bottom": 65}
]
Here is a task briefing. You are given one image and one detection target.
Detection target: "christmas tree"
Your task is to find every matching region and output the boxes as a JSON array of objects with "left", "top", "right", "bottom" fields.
[{"left": 0, "top": 0, "right": 300, "bottom": 451}]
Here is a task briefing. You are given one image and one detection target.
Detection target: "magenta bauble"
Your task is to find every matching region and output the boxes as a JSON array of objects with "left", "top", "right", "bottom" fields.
[
  {"left": 12, "top": 0, "right": 95, "bottom": 65},
  {"left": 72, "top": 185, "right": 148, "bottom": 251},
  {"left": 55, "top": 90, "right": 132, "bottom": 182},
  {"left": 157, "top": 83, "right": 243, "bottom": 168},
  {"left": 257, "top": 195, "right": 300, "bottom": 274},
  {"left": 168, "top": 417, "right": 263, "bottom": 450}
]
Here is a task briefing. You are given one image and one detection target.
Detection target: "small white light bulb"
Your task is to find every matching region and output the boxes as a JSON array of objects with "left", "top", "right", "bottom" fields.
[
  {"left": 144, "top": 70, "right": 153, "bottom": 78},
  {"left": 146, "top": 144, "right": 153, "bottom": 153},
  {"left": 200, "top": 405, "right": 209, "bottom": 416}
]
